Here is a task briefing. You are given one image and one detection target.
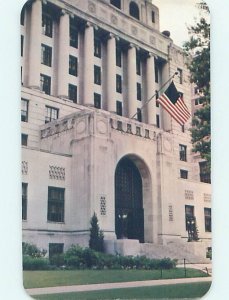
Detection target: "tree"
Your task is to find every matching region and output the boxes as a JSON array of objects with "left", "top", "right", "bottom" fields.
[
  {"left": 89, "top": 212, "right": 104, "bottom": 252},
  {"left": 183, "top": 1, "right": 210, "bottom": 169}
]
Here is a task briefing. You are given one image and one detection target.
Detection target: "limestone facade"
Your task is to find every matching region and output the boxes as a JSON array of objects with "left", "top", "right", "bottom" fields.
[{"left": 21, "top": 0, "right": 211, "bottom": 259}]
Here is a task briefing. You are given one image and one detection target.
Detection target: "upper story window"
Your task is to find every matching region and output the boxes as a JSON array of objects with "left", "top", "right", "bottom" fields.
[
  {"left": 155, "top": 58, "right": 159, "bottom": 83},
  {"left": 42, "top": 13, "right": 53, "bottom": 38},
  {"left": 180, "top": 169, "right": 188, "bottom": 179},
  {"left": 70, "top": 21, "right": 78, "bottom": 48},
  {"left": 156, "top": 114, "right": 160, "bottom": 128},
  {"left": 94, "top": 93, "right": 101, "bottom": 109},
  {"left": 152, "top": 11, "right": 155, "bottom": 23},
  {"left": 40, "top": 74, "right": 51, "bottom": 95},
  {"left": 137, "top": 83, "right": 142, "bottom": 101},
  {"left": 20, "top": 6, "right": 25, "bottom": 25},
  {"left": 21, "top": 134, "right": 28, "bottom": 146},
  {"left": 68, "top": 84, "right": 77, "bottom": 103},
  {"left": 116, "top": 46, "right": 122, "bottom": 67},
  {"left": 45, "top": 106, "right": 58, "bottom": 123},
  {"left": 94, "top": 37, "right": 102, "bottom": 58},
  {"left": 116, "top": 74, "right": 122, "bottom": 93},
  {"left": 41, "top": 44, "right": 52, "bottom": 67},
  {"left": 179, "top": 144, "right": 187, "bottom": 161},
  {"left": 129, "top": 2, "right": 140, "bottom": 20},
  {"left": 116, "top": 101, "right": 122, "bottom": 116},
  {"left": 137, "top": 108, "right": 142, "bottom": 122},
  {"left": 199, "top": 161, "right": 211, "bottom": 183},
  {"left": 204, "top": 208, "right": 211, "bottom": 232},
  {"left": 94, "top": 65, "right": 101, "bottom": 85},
  {"left": 21, "top": 99, "right": 28, "bottom": 122},
  {"left": 47, "top": 187, "right": 65, "bottom": 223},
  {"left": 110, "top": 0, "right": 121, "bottom": 9},
  {"left": 22, "top": 183, "right": 28, "bottom": 220},
  {"left": 69, "top": 55, "right": 78, "bottom": 76},
  {"left": 136, "top": 54, "right": 141, "bottom": 75},
  {"left": 177, "top": 68, "right": 183, "bottom": 84},
  {"left": 21, "top": 35, "right": 24, "bottom": 57}
]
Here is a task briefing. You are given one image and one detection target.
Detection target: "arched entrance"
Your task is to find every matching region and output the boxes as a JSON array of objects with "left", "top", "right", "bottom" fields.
[{"left": 115, "top": 156, "right": 144, "bottom": 243}]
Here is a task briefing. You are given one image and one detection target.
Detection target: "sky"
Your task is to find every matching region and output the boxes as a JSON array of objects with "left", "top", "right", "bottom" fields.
[{"left": 151, "top": 0, "right": 208, "bottom": 47}]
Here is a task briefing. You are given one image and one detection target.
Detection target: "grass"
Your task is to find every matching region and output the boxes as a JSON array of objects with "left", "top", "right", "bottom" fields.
[
  {"left": 31, "top": 282, "right": 212, "bottom": 299},
  {"left": 24, "top": 268, "right": 208, "bottom": 289}
]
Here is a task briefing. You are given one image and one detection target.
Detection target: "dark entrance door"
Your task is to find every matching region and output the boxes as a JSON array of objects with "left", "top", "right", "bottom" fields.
[{"left": 115, "top": 157, "right": 144, "bottom": 243}]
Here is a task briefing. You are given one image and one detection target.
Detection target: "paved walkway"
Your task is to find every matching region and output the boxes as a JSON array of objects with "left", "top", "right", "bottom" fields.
[{"left": 27, "top": 277, "right": 212, "bottom": 296}]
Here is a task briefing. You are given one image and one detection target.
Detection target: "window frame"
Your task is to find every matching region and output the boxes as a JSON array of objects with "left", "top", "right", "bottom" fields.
[
  {"left": 110, "top": 0, "right": 121, "bottom": 9},
  {"left": 49, "top": 243, "right": 64, "bottom": 258},
  {"left": 116, "top": 74, "right": 122, "bottom": 93},
  {"left": 22, "top": 183, "right": 28, "bottom": 220},
  {"left": 116, "top": 46, "right": 122, "bottom": 67},
  {"left": 42, "top": 13, "right": 53, "bottom": 38},
  {"left": 45, "top": 106, "right": 59, "bottom": 124},
  {"left": 156, "top": 114, "right": 160, "bottom": 128},
  {"left": 21, "top": 134, "right": 28, "bottom": 146},
  {"left": 94, "top": 93, "right": 101, "bottom": 109},
  {"left": 180, "top": 169, "right": 188, "bottom": 179},
  {"left": 136, "top": 54, "right": 141, "bottom": 75},
  {"left": 137, "top": 82, "right": 142, "bottom": 101},
  {"left": 179, "top": 144, "right": 187, "bottom": 162},
  {"left": 69, "top": 23, "right": 78, "bottom": 48},
  {"left": 69, "top": 55, "right": 78, "bottom": 77},
  {"left": 47, "top": 187, "right": 65, "bottom": 223},
  {"left": 21, "top": 35, "right": 24, "bottom": 57},
  {"left": 40, "top": 74, "right": 51, "bottom": 95},
  {"left": 116, "top": 100, "right": 123, "bottom": 116},
  {"left": 94, "top": 65, "right": 101, "bottom": 85},
  {"left": 21, "top": 99, "right": 29, "bottom": 122},
  {"left": 68, "top": 84, "right": 77, "bottom": 103},
  {"left": 137, "top": 108, "right": 142, "bottom": 122},
  {"left": 41, "top": 44, "right": 52, "bottom": 67},
  {"left": 94, "top": 37, "right": 102, "bottom": 58},
  {"left": 204, "top": 208, "right": 211, "bottom": 232},
  {"left": 129, "top": 1, "right": 140, "bottom": 20},
  {"left": 185, "top": 205, "right": 194, "bottom": 231}
]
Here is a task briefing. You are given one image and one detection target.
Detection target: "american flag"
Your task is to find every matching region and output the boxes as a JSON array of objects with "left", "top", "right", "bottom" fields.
[{"left": 157, "top": 81, "right": 191, "bottom": 126}]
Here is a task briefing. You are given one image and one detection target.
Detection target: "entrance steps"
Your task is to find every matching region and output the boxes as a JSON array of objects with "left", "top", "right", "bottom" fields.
[{"left": 140, "top": 241, "right": 211, "bottom": 264}]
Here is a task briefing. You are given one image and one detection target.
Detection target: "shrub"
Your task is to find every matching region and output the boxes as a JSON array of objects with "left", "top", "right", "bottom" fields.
[
  {"left": 23, "top": 255, "right": 50, "bottom": 270},
  {"left": 89, "top": 213, "right": 104, "bottom": 252},
  {"left": 22, "top": 242, "right": 47, "bottom": 258},
  {"left": 49, "top": 254, "right": 65, "bottom": 267}
]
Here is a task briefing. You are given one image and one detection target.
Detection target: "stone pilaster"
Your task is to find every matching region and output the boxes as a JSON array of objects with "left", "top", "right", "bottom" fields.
[
  {"left": 127, "top": 44, "right": 137, "bottom": 118},
  {"left": 28, "top": 0, "right": 42, "bottom": 89},
  {"left": 106, "top": 34, "right": 116, "bottom": 113},
  {"left": 57, "top": 10, "right": 69, "bottom": 98},
  {"left": 146, "top": 53, "right": 156, "bottom": 125},
  {"left": 83, "top": 22, "right": 94, "bottom": 106}
]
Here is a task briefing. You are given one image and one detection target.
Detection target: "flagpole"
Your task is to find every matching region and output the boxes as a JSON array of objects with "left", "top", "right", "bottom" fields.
[{"left": 130, "top": 71, "right": 178, "bottom": 120}]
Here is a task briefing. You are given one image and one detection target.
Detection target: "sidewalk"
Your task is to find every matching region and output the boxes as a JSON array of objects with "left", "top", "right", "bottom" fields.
[{"left": 26, "top": 276, "right": 212, "bottom": 296}]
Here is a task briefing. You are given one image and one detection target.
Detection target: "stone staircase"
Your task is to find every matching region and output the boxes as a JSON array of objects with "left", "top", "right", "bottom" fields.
[{"left": 140, "top": 241, "right": 211, "bottom": 264}]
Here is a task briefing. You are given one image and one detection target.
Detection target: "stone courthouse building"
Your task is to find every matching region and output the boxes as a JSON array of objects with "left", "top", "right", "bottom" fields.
[{"left": 21, "top": 0, "right": 211, "bottom": 261}]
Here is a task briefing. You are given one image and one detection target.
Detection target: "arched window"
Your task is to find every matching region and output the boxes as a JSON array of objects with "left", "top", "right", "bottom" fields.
[
  {"left": 110, "top": 0, "right": 121, "bottom": 9},
  {"left": 129, "top": 1, "right": 139, "bottom": 20}
]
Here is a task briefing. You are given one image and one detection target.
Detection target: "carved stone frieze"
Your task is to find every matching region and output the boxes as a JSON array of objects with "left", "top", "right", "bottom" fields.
[
  {"left": 49, "top": 165, "right": 65, "bottom": 180},
  {"left": 22, "top": 161, "right": 28, "bottom": 175}
]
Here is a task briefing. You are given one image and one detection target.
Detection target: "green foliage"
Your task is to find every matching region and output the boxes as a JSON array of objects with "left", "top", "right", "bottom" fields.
[
  {"left": 183, "top": 4, "right": 210, "bottom": 169},
  {"left": 22, "top": 242, "right": 47, "bottom": 258},
  {"left": 89, "top": 212, "right": 104, "bottom": 252},
  {"left": 23, "top": 255, "right": 50, "bottom": 270},
  {"left": 49, "top": 254, "right": 65, "bottom": 267}
]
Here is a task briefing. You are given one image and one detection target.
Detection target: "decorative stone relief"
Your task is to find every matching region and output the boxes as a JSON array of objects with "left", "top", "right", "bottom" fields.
[
  {"left": 76, "top": 120, "right": 86, "bottom": 134},
  {"left": 204, "top": 193, "right": 211, "bottom": 202},
  {"left": 22, "top": 161, "right": 28, "bottom": 175},
  {"left": 49, "top": 166, "right": 65, "bottom": 180},
  {"left": 100, "top": 196, "right": 106, "bottom": 216},
  {"left": 131, "top": 25, "right": 138, "bottom": 36},
  {"left": 111, "top": 14, "right": 118, "bottom": 25},
  {"left": 97, "top": 120, "right": 108, "bottom": 134},
  {"left": 168, "top": 205, "right": 174, "bottom": 221},
  {"left": 149, "top": 35, "right": 156, "bottom": 45},
  {"left": 88, "top": 1, "right": 96, "bottom": 13},
  {"left": 185, "top": 190, "right": 194, "bottom": 200}
]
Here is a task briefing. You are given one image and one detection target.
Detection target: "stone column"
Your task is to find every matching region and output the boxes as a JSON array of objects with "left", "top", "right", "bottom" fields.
[
  {"left": 161, "top": 62, "right": 172, "bottom": 131},
  {"left": 127, "top": 44, "right": 137, "bottom": 118},
  {"left": 57, "top": 10, "right": 69, "bottom": 98},
  {"left": 146, "top": 53, "right": 156, "bottom": 125},
  {"left": 28, "top": 0, "right": 42, "bottom": 89},
  {"left": 106, "top": 34, "right": 116, "bottom": 113},
  {"left": 83, "top": 22, "right": 94, "bottom": 106}
]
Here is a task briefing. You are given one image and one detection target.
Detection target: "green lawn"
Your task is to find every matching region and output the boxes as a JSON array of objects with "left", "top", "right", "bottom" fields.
[
  {"left": 24, "top": 268, "right": 208, "bottom": 289},
  {"left": 32, "top": 282, "right": 211, "bottom": 299}
]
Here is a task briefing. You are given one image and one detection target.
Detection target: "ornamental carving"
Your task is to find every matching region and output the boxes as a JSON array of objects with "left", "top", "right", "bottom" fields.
[
  {"left": 149, "top": 35, "right": 156, "bottom": 45},
  {"left": 88, "top": 1, "right": 96, "bottom": 13},
  {"left": 185, "top": 190, "right": 194, "bottom": 200},
  {"left": 111, "top": 14, "right": 118, "bottom": 25},
  {"left": 100, "top": 195, "right": 106, "bottom": 216},
  {"left": 204, "top": 193, "right": 211, "bottom": 202},
  {"left": 49, "top": 165, "right": 65, "bottom": 180},
  {"left": 22, "top": 161, "right": 28, "bottom": 175},
  {"left": 131, "top": 26, "right": 138, "bottom": 36}
]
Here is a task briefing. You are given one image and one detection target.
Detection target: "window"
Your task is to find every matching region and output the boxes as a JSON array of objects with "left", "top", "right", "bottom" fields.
[
  {"left": 116, "top": 101, "right": 122, "bottom": 116},
  {"left": 21, "top": 35, "right": 24, "bottom": 57},
  {"left": 42, "top": 13, "right": 53, "bottom": 37},
  {"left": 156, "top": 90, "right": 159, "bottom": 107},
  {"left": 110, "top": 0, "right": 121, "bottom": 9},
  {"left": 94, "top": 37, "right": 101, "bottom": 58},
  {"left": 137, "top": 108, "right": 142, "bottom": 122},
  {"left": 49, "top": 243, "right": 64, "bottom": 259},
  {"left": 129, "top": 2, "right": 140, "bottom": 20},
  {"left": 69, "top": 55, "right": 78, "bottom": 76},
  {"left": 20, "top": 7, "right": 25, "bottom": 25},
  {"left": 22, "top": 183, "right": 27, "bottom": 220},
  {"left": 155, "top": 58, "right": 159, "bottom": 83},
  {"left": 185, "top": 205, "right": 194, "bottom": 231},
  {"left": 94, "top": 65, "right": 101, "bottom": 85},
  {"left": 41, "top": 44, "right": 52, "bottom": 67},
  {"left": 199, "top": 161, "right": 211, "bottom": 183},
  {"left": 116, "top": 74, "right": 122, "bottom": 93},
  {"left": 179, "top": 144, "right": 187, "bottom": 161},
  {"left": 152, "top": 11, "right": 155, "bottom": 23},
  {"left": 70, "top": 21, "right": 78, "bottom": 48},
  {"left": 40, "top": 74, "right": 51, "bottom": 95},
  {"left": 156, "top": 114, "right": 160, "bottom": 128},
  {"left": 68, "top": 84, "right": 77, "bottom": 103},
  {"left": 180, "top": 169, "right": 188, "bottom": 179},
  {"left": 116, "top": 47, "right": 122, "bottom": 67},
  {"left": 181, "top": 124, "right": 185, "bottom": 133},
  {"left": 137, "top": 83, "right": 142, "bottom": 101},
  {"left": 21, "top": 99, "right": 28, "bottom": 122},
  {"left": 177, "top": 68, "right": 183, "bottom": 84},
  {"left": 21, "top": 134, "right": 28, "bottom": 146},
  {"left": 94, "top": 93, "right": 101, "bottom": 109},
  {"left": 136, "top": 54, "right": 141, "bottom": 75},
  {"left": 45, "top": 106, "right": 58, "bottom": 123},
  {"left": 204, "top": 208, "right": 211, "bottom": 232},
  {"left": 47, "top": 187, "right": 65, "bottom": 222}
]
